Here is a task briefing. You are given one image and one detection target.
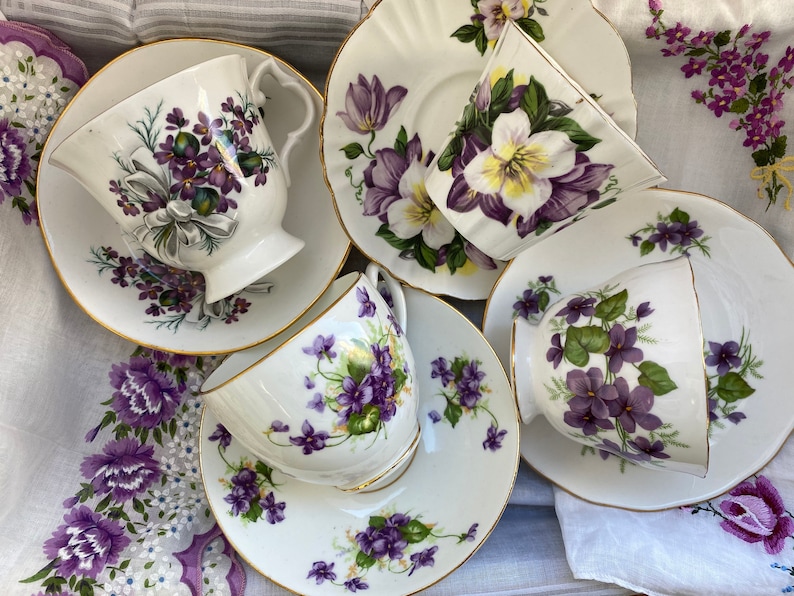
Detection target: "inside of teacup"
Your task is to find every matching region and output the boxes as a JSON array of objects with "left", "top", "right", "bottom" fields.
[{"left": 201, "top": 271, "right": 360, "bottom": 392}]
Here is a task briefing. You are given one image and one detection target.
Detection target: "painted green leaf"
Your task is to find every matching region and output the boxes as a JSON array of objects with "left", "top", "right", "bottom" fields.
[
  {"left": 413, "top": 239, "right": 440, "bottom": 272},
  {"left": 520, "top": 76, "right": 549, "bottom": 126},
  {"left": 356, "top": 550, "right": 378, "bottom": 569},
  {"left": 369, "top": 515, "right": 387, "bottom": 529},
  {"left": 376, "top": 223, "right": 416, "bottom": 251},
  {"left": 595, "top": 289, "right": 628, "bottom": 321},
  {"left": 535, "top": 116, "right": 601, "bottom": 151},
  {"left": 436, "top": 135, "right": 462, "bottom": 171},
  {"left": 538, "top": 290, "right": 550, "bottom": 312},
  {"left": 445, "top": 401, "right": 463, "bottom": 428},
  {"left": 451, "top": 23, "right": 482, "bottom": 44},
  {"left": 341, "top": 142, "right": 365, "bottom": 159},
  {"left": 668, "top": 207, "right": 690, "bottom": 224},
  {"left": 400, "top": 519, "right": 432, "bottom": 543},
  {"left": 515, "top": 17, "right": 545, "bottom": 42},
  {"left": 348, "top": 404, "right": 380, "bottom": 435},
  {"left": 640, "top": 239, "right": 656, "bottom": 256},
  {"left": 490, "top": 69, "right": 515, "bottom": 115},
  {"left": 394, "top": 126, "right": 408, "bottom": 157},
  {"left": 637, "top": 361, "right": 678, "bottom": 395},
  {"left": 716, "top": 371, "right": 755, "bottom": 402},
  {"left": 563, "top": 325, "right": 610, "bottom": 367}
]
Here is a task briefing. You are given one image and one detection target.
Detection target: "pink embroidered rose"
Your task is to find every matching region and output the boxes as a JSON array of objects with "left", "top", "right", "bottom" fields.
[{"left": 719, "top": 475, "right": 794, "bottom": 554}]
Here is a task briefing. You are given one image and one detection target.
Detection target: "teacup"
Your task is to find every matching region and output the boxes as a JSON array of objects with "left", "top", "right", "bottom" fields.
[
  {"left": 424, "top": 20, "right": 665, "bottom": 261},
  {"left": 49, "top": 54, "right": 316, "bottom": 304},
  {"left": 200, "top": 263, "right": 419, "bottom": 491},
  {"left": 511, "top": 257, "right": 709, "bottom": 477}
]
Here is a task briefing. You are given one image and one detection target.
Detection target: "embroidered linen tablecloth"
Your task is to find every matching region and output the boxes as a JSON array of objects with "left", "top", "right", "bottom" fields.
[{"left": 2, "top": 1, "right": 794, "bottom": 595}]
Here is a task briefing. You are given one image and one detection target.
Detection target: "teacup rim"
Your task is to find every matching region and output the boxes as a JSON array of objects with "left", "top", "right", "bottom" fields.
[{"left": 199, "top": 270, "right": 366, "bottom": 394}]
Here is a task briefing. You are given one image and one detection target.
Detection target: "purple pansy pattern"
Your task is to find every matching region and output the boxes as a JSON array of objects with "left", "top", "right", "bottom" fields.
[
  {"left": 111, "top": 97, "right": 276, "bottom": 263},
  {"left": 646, "top": 0, "right": 794, "bottom": 210},
  {"left": 452, "top": 0, "right": 551, "bottom": 55},
  {"left": 337, "top": 73, "right": 498, "bottom": 274},
  {"left": 88, "top": 244, "right": 260, "bottom": 332},
  {"left": 627, "top": 207, "right": 711, "bottom": 257},
  {"left": 20, "top": 348, "right": 241, "bottom": 595},
  {"left": 541, "top": 282, "right": 688, "bottom": 469},
  {"left": 265, "top": 285, "right": 411, "bottom": 454},
  {"left": 705, "top": 328, "right": 762, "bottom": 433},
  {"left": 434, "top": 70, "right": 616, "bottom": 241},
  {"left": 427, "top": 355, "right": 508, "bottom": 452},
  {"left": 308, "top": 510, "right": 478, "bottom": 591}
]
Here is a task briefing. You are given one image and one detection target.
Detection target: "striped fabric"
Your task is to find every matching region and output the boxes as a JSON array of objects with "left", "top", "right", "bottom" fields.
[{"left": 0, "top": 0, "right": 367, "bottom": 78}]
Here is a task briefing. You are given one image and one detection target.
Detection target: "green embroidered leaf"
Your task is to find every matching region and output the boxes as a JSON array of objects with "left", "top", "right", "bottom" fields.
[
  {"left": 637, "top": 361, "right": 678, "bottom": 395},
  {"left": 729, "top": 97, "right": 750, "bottom": 114},
  {"left": 748, "top": 73, "right": 767, "bottom": 95},
  {"left": 752, "top": 148, "right": 772, "bottom": 167},
  {"left": 400, "top": 519, "right": 432, "bottom": 543},
  {"left": 685, "top": 47, "right": 709, "bottom": 57},
  {"left": 713, "top": 30, "right": 732, "bottom": 47},
  {"left": 772, "top": 134, "right": 788, "bottom": 159},
  {"left": 563, "top": 325, "right": 610, "bottom": 367},
  {"left": 716, "top": 371, "right": 755, "bottom": 402},
  {"left": 535, "top": 116, "right": 601, "bottom": 151},
  {"left": 595, "top": 289, "right": 628, "bottom": 321},
  {"left": 340, "top": 142, "right": 365, "bottom": 159},
  {"left": 520, "top": 76, "right": 549, "bottom": 128}
]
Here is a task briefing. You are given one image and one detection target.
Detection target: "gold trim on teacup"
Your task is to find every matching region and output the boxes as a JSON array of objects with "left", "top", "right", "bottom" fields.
[
  {"left": 37, "top": 38, "right": 350, "bottom": 356},
  {"left": 337, "top": 422, "right": 422, "bottom": 493}
]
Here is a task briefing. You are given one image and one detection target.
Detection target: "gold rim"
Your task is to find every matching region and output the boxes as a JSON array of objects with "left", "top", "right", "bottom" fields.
[{"left": 37, "top": 37, "right": 350, "bottom": 356}]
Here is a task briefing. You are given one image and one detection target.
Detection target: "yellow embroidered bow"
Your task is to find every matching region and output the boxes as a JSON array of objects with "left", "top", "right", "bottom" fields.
[{"left": 750, "top": 156, "right": 794, "bottom": 210}]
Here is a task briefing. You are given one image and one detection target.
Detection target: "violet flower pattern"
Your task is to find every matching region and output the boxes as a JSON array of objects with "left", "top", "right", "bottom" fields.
[
  {"left": 435, "top": 71, "right": 615, "bottom": 241},
  {"left": 265, "top": 290, "right": 411, "bottom": 454},
  {"left": 647, "top": 1, "right": 794, "bottom": 210},
  {"left": 211, "top": 423, "right": 287, "bottom": 525},
  {"left": 627, "top": 207, "right": 711, "bottom": 257},
  {"left": 109, "top": 97, "right": 276, "bottom": 262},
  {"left": 310, "top": 510, "right": 478, "bottom": 590},
  {"left": 21, "top": 349, "right": 238, "bottom": 595},
  {"left": 88, "top": 245, "right": 260, "bottom": 331},
  {"left": 427, "top": 355, "right": 507, "bottom": 452},
  {"left": 542, "top": 282, "right": 688, "bottom": 469},
  {"left": 337, "top": 73, "right": 498, "bottom": 274},
  {"left": 452, "top": 0, "right": 551, "bottom": 55},
  {"left": 704, "top": 329, "right": 762, "bottom": 434},
  {"left": 512, "top": 274, "right": 561, "bottom": 322}
]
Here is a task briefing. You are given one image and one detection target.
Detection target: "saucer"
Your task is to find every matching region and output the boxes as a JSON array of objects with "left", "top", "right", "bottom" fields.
[
  {"left": 483, "top": 188, "right": 794, "bottom": 510},
  {"left": 199, "top": 286, "right": 519, "bottom": 594},
  {"left": 38, "top": 40, "right": 350, "bottom": 355},
  {"left": 322, "top": 0, "right": 637, "bottom": 300}
]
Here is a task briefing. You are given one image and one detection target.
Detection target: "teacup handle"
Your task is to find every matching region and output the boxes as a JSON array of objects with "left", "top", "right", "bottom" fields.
[
  {"left": 365, "top": 262, "right": 408, "bottom": 335},
  {"left": 249, "top": 58, "right": 316, "bottom": 188}
]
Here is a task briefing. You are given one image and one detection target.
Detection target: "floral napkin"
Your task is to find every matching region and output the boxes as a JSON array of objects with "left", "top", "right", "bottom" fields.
[
  {"left": 0, "top": 18, "right": 88, "bottom": 224},
  {"left": 555, "top": 439, "right": 794, "bottom": 595}
]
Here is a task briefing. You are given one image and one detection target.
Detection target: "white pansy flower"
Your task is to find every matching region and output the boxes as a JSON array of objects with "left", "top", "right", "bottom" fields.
[{"left": 463, "top": 109, "right": 578, "bottom": 219}]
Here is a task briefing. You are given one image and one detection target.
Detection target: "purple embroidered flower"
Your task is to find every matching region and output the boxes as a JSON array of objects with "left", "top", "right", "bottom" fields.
[
  {"left": 109, "top": 356, "right": 180, "bottom": 429},
  {"left": 307, "top": 561, "right": 337, "bottom": 584},
  {"left": 356, "top": 285, "right": 377, "bottom": 318},
  {"left": 719, "top": 475, "right": 794, "bottom": 554},
  {"left": 607, "top": 377, "right": 662, "bottom": 433},
  {"left": 431, "top": 357, "right": 456, "bottom": 387},
  {"left": 43, "top": 506, "right": 130, "bottom": 579},
  {"left": 80, "top": 437, "right": 160, "bottom": 502},
  {"left": 555, "top": 296, "right": 596, "bottom": 324},
  {"left": 604, "top": 325, "right": 644, "bottom": 373},
  {"left": 706, "top": 340, "right": 742, "bottom": 375},
  {"left": 289, "top": 420, "right": 330, "bottom": 454},
  {"left": 259, "top": 491, "right": 287, "bottom": 525},
  {"left": 208, "top": 423, "right": 232, "bottom": 448},
  {"left": 0, "top": 118, "right": 32, "bottom": 200},
  {"left": 408, "top": 545, "right": 438, "bottom": 576},
  {"left": 483, "top": 424, "right": 507, "bottom": 451},
  {"left": 302, "top": 334, "right": 337, "bottom": 360},
  {"left": 337, "top": 74, "right": 407, "bottom": 135},
  {"left": 565, "top": 367, "right": 618, "bottom": 419}
]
